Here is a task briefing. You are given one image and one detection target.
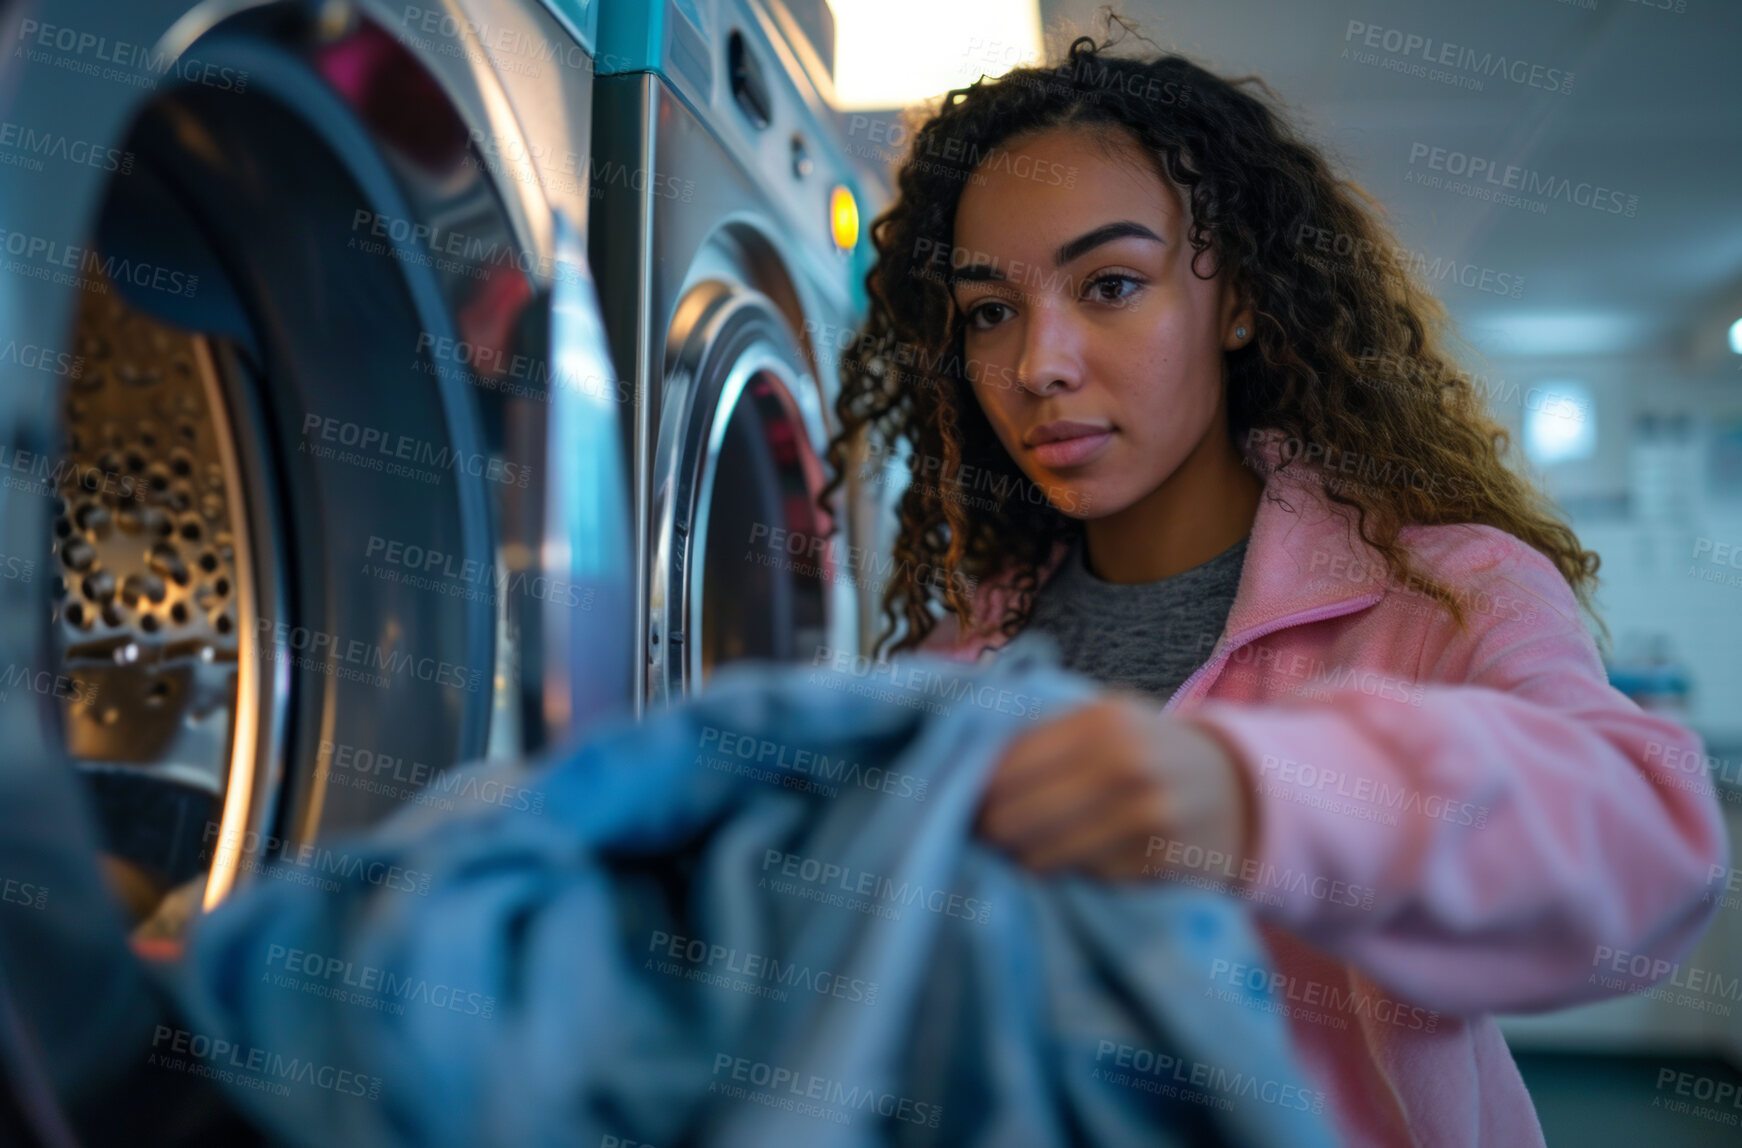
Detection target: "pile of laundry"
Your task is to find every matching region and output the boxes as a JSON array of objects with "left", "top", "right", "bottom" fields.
[
  {"left": 4, "top": 637, "right": 1336, "bottom": 1146},
  {"left": 165, "top": 639, "right": 1332, "bottom": 1147}
]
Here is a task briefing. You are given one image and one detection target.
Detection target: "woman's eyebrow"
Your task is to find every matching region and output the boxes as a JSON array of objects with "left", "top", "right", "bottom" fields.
[
  {"left": 1054, "top": 220, "right": 1164, "bottom": 266},
  {"left": 948, "top": 220, "right": 1165, "bottom": 286}
]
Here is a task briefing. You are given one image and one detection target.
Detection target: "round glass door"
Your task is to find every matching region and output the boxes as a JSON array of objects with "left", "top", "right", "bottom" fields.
[
  {"left": 651, "top": 283, "right": 837, "bottom": 703},
  {"left": 697, "top": 368, "right": 831, "bottom": 678}
]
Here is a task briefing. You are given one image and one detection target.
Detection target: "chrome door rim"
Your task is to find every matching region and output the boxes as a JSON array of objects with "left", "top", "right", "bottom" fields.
[{"left": 650, "top": 282, "right": 834, "bottom": 704}]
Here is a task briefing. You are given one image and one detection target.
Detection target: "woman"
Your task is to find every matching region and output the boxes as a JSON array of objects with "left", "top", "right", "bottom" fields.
[{"left": 820, "top": 23, "right": 1727, "bottom": 1147}]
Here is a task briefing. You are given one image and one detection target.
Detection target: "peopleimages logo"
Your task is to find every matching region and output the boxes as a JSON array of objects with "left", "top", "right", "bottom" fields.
[
  {"left": 11, "top": 19, "right": 251, "bottom": 93},
  {"left": 699, "top": 725, "right": 930, "bottom": 801},
  {"left": 398, "top": 5, "right": 599, "bottom": 75},
  {"left": 1405, "top": 143, "right": 1638, "bottom": 217},
  {"left": 1653, "top": 1068, "right": 1741, "bottom": 1129},
  {"left": 201, "top": 823, "right": 435, "bottom": 897},
  {"left": 1244, "top": 428, "right": 1472, "bottom": 503},
  {"left": 1693, "top": 538, "right": 1742, "bottom": 569},
  {"left": 1207, "top": 957, "right": 1440, "bottom": 1034},
  {"left": 859, "top": 438, "right": 1091, "bottom": 515},
  {"left": 416, "top": 331, "right": 632, "bottom": 406},
  {"left": 1093, "top": 1041, "right": 1327, "bottom": 1114},
  {"left": 710, "top": 1054, "right": 944, "bottom": 1128},
  {"left": 0, "top": 120, "right": 132, "bottom": 174},
  {"left": 347, "top": 208, "right": 584, "bottom": 287},
  {"left": 848, "top": 116, "right": 1076, "bottom": 188},
  {"left": 363, "top": 534, "right": 591, "bottom": 611},
  {"left": 1590, "top": 946, "right": 1740, "bottom": 1017},
  {"left": 810, "top": 646, "right": 1046, "bottom": 720},
  {"left": 1293, "top": 225, "right": 1525, "bottom": 300},
  {"left": 1143, "top": 834, "right": 1377, "bottom": 912},
  {"left": 255, "top": 617, "right": 486, "bottom": 694},
  {"left": 263, "top": 944, "right": 496, "bottom": 1019},
  {"left": 0, "top": 339, "right": 83, "bottom": 378},
  {"left": 300, "top": 414, "right": 530, "bottom": 488},
  {"left": 1342, "top": 21, "right": 1574, "bottom": 95},
  {"left": 745, "top": 522, "right": 978, "bottom": 598},
  {"left": 0, "top": 446, "right": 139, "bottom": 504},
  {"left": 148, "top": 1026, "right": 381, "bottom": 1101},
  {"left": 646, "top": 930, "right": 878, "bottom": 1005},
  {"left": 2, "top": 877, "right": 48, "bottom": 911},
  {"left": 320, "top": 738, "right": 546, "bottom": 815},
  {"left": 759, "top": 848, "right": 988, "bottom": 924},
  {"left": 1258, "top": 753, "right": 1489, "bottom": 828},
  {"left": 0, "top": 662, "right": 98, "bottom": 706},
  {"left": 1307, "top": 546, "right": 1539, "bottom": 626},
  {"left": 0, "top": 226, "right": 199, "bottom": 297}
]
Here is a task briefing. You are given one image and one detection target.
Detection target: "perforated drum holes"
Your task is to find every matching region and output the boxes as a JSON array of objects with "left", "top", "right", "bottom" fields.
[{"left": 53, "top": 278, "right": 245, "bottom": 777}]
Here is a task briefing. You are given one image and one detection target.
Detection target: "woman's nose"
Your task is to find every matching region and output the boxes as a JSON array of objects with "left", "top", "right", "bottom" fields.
[{"left": 1015, "top": 301, "right": 1086, "bottom": 396}]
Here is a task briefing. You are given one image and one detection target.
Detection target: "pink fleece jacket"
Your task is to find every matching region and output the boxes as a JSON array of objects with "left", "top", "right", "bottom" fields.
[{"left": 923, "top": 430, "right": 1728, "bottom": 1146}]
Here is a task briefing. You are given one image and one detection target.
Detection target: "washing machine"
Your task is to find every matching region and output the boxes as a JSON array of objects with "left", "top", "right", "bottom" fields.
[
  {"left": 588, "top": 0, "right": 874, "bottom": 714},
  {"left": 0, "top": 0, "right": 634, "bottom": 963}
]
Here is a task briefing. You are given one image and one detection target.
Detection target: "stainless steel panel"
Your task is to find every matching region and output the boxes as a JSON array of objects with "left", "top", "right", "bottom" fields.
[
  {"left": 592, "top": 65, "right": 863, "bottom": 715},
  {"left": 1, "top": 0, "right": 633, "bottom": 925}
]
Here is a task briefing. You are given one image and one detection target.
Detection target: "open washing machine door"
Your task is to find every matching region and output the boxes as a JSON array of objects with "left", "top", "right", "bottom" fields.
[
  {"left": 646, "top": 269, "right": 839, "bottom": 707},
  {"left": 0, "top": 0, "right": 632, "bottom": 955}
]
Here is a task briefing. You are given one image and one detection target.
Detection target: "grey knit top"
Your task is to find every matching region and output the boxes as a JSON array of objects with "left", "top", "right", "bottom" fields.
[{"left": 1026, "top": 534, "right": 1250, "bottom": 703}]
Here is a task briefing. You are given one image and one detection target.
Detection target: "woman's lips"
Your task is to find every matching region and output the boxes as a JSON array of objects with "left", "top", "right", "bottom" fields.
[
  {"left": 1028, "top": 429, "right": 1113, "bottom": 468},
  {"left": 1024, "top": 432, "right": 1107, "bottom": 466}
]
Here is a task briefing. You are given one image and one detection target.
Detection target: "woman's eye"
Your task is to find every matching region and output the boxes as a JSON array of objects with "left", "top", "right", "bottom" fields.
[
  {"left": 1085, "top": 273, "right": 1143, "bottom": 305},
  {"left": 966, "top": 300, "right": 1012, "bottom": 330}
]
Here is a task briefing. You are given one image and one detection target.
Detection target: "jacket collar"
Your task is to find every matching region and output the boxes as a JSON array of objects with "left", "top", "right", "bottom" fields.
[
  {"left": 1217, "top": 428, "right": 1388, "bottom": 641},
  {"left": 1028, "top": 427, "right": 1386, "bottom": 643}
]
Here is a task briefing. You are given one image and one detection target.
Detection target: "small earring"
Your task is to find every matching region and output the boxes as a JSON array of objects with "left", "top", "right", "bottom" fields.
[{"left": 1234, "top": 325, "right": 1248, "bottom": 341}]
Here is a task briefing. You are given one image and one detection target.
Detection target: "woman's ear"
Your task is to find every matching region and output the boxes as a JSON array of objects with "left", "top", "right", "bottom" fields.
[{"left": 1220, "top": 281, "right": 1256, "bottom": 352}]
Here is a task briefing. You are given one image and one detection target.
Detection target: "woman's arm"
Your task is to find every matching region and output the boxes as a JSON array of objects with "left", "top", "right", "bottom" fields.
[{"left": 1187, "top": 533, "right": 1729, "bottom": 1015}]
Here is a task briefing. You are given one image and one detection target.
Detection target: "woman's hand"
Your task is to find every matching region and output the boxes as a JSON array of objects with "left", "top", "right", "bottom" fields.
[{"left": 975, "top": 694, "right": 1255, "bottom": 882}]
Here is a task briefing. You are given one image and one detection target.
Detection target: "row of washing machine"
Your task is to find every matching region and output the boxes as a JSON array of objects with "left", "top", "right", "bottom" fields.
[{"left": 0, "top": 0, "right": 882, "bottom": 932}]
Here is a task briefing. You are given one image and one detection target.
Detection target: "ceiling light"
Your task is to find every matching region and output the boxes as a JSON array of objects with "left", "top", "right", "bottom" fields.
[
  {"left": 1522, "top": 381, "right": 1596, "bottom": 466},
  {"left": 830, "top": 0, "right": 1043, "bottom": 111},
  {"left": 1467, "top": 312, "right": 1649, "bottom": 357}
]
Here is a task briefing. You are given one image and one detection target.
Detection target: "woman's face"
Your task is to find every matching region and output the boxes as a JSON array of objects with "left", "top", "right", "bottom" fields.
[{"left": 948, "top": 125, "right": 1250, "bottom": 519}]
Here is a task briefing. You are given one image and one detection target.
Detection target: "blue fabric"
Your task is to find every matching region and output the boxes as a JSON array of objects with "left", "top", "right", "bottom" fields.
[{"left": 173, "top": 637, "right": 1338, "bottom": 1147}]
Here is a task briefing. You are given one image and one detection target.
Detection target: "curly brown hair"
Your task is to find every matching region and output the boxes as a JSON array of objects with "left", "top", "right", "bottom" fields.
[{"left": 820, "top": 16, "right": 1600, "bottom": 657}]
